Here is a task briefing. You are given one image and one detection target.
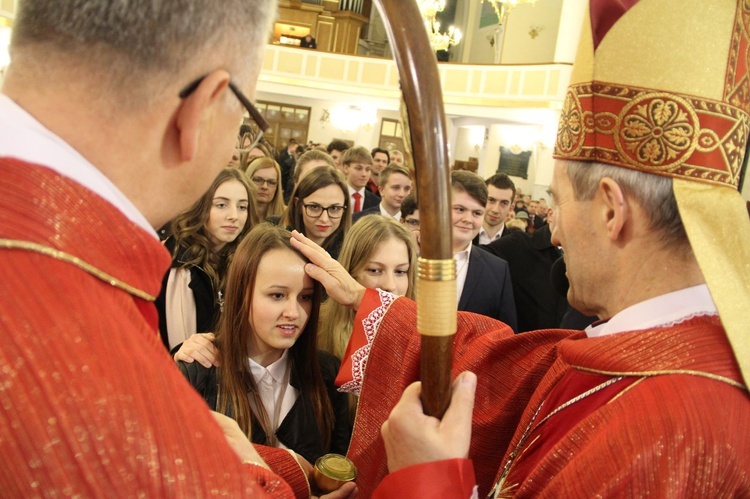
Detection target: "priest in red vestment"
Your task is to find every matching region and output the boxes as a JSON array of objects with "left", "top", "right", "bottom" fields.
[
  {"left": 288, "top": 0, "right": 750, "bottom": 496},
  {"left": 0, "top": 1, "right": 352, "bottom": 497}
]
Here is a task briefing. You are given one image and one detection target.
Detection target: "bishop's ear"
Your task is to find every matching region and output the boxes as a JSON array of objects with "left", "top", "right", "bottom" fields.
[
  {"left": 598, "top": 177, "right": 628, "bottom": 241},
  {"left": 175, "top": 70, "right": 232, "bottom": 162}
]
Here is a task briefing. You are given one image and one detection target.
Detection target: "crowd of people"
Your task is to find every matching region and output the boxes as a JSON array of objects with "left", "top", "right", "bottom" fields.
[
  {"left": 1, "top": 0, "right": 748, "bottom": 497},
  {"left": 147, "top": 127, "right": 574, "bottom": 494}
]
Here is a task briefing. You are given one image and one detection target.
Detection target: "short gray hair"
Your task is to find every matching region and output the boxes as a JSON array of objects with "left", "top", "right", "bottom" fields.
[
  {"left": 12, "top": 0, "right": 277, "bottom": 100},
  {"left": 565, "top": 161, "right": 689, "bottom": 251}
]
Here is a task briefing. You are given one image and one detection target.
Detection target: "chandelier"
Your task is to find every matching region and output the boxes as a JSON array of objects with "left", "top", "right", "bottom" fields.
[
  {"left": 417, "top": 0, "right": 462, "bottom": 53},
  {"left": 483, "top": 0, "right": 538, "bottom": 30}
]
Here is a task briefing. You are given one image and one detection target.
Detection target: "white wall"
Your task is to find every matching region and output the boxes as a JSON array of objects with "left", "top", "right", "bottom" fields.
[
  {"left": 460, "top": 0, "right": 501, "bottom": 64},
  {"left": 554, "top": 0, "right": 587, "bottom": 63},
  {"left": 501, "top": 0, "right": 563, "bottom": 64},
  {"left": 447, "top": 117, "right": 558, "bottom": 199},
  {"left": 459, "top": 0, "right": 565, "bottom": 66},
  {"left": 467, "top": 26, "right": 499, "bottom": 64},
  {"left": 0, "top": 25, "right": 11, "bottom": 90}
]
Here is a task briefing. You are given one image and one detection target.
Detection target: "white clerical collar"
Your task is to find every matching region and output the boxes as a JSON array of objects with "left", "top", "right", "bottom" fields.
[
  {"left": 0, "top": 94, "right": 156, "bottom": 237},
  {"left": 586, "top": 284, "right": 717, "bottom": 338},
  {"left": 248, "top": 348, "right": 290, "bottom": 384}
]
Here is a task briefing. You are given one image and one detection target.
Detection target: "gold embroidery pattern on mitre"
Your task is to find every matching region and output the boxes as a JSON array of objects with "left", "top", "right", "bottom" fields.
[
  {"left": 555, "top": 90, "right": 585, "bottom": 156},
  {"left": 616, "top": 92, "right": 699, "bottom": 171},
  {"left": 0, "top": 238, "right": 155, "bottom": 301},
  {"left": 555, "top": 83, "right": 749, "bottom": 187}
]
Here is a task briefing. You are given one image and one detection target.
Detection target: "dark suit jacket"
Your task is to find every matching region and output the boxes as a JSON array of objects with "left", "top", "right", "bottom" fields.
[
  {"left": 362, "top": 189, "right": 380, "bottom": 210},
  {"left": 352, "top": 205, "right": 382, "bottom": 224},
  {"left": 459, "top": 246, "right": 518, "bottom": 332},
  {"left": 531, "top": 214, "right": 546, "bottom": 230},
  {"left": 482, "top": 224, "right": 567, "bottom": 332}
]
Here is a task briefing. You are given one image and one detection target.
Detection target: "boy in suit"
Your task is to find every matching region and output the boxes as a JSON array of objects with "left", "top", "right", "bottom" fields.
[
  {"left": 353, "top": 163, "right": 412, "bottom": 223},
  {"left": 451, "top": 170, "right": 517, "bottom": 332},
  {"left": 341, "top": 146, "right": 380, "bottom": 214}
]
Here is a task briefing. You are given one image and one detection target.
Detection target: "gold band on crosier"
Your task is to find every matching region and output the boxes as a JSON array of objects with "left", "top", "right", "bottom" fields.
[
  {"left": 417, "top": 257, "right": 457, "bottom": 337},
  {"left": 417, "top": 257, "right": 455, "bottom": 281}
]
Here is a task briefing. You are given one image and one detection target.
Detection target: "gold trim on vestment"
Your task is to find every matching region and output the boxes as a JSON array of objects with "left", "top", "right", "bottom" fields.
[
  {"left": 0, "top": 239, "right": 155, "bottom": 301},
  {"left": 572, "top": 364, "right": 747, "bottom": 391},
  {"left": 491, "top": 376, "right": 624, "bottom": 499},
  {"left": 491, "top": 359, "right": 747, "bottom": 498}
]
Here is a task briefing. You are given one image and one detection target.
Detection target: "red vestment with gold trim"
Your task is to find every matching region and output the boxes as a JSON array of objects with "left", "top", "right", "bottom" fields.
[
  {"left": 341, "top": 290, "right": 749, "bottom": 497},
  {"left": 0, "top": 159, "right": 306, "bottom": 497}
]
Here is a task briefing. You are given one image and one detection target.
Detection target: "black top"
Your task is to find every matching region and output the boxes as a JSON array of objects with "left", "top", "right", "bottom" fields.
[
  {"left": 482, "top": 224, "right": 568, "bottom": 332},
  {"left": 458, "top": 245, "right": 518, "bottom": 332},
  {"left": 154, "top": 237, "right": 220, "bottom": 352},
  {"left": 178, "top": 350, "right": 352, "bottom": 464}
]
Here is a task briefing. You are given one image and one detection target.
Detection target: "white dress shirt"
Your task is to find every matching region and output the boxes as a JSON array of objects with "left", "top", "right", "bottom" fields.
[
  {"left": 478, "top": 224, "right": 504, "bottom": 245},
  {"left": 586, "top": 284, "right": 717, "bottom": 338},
  {"left": 378, "top": 202, "right": 401, "bottom": 221},
  {"left": 0, "top": 94, "right": 155, "bottom": 237},
  {"left": 454, "top": 244, "right": 473, "bottom": 305},
  {"left": 248, "top": 349, "right": 298, "bottom": 449}
]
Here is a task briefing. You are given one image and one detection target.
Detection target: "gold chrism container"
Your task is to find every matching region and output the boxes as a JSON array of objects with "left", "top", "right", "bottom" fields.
[{"left": 312, "top": 453, "right": 357, "bottom": 493}]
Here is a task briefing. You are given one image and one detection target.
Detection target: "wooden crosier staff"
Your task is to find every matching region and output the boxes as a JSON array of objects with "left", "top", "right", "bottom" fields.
[{"left": 373, "top": 0, "right": 456, "bottom": 418}]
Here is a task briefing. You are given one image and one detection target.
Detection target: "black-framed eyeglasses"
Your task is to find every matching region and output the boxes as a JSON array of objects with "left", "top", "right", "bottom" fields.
[
  {"left": 179, "top": 75, "right": 270, "bottom": 147},
  {"left": 252, "top": 176, "right": 278, "bottom": 188},
  {"left": 303, "top": 203, "right": 346, "bottom": 219}
]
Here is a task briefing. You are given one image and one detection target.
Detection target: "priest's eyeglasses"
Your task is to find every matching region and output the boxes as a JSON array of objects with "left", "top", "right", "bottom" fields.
[
  {"left": 179, "top": 75, "right": 270, "bottom": 145},
  {"left": 303, "top": 203, "right": 346, "bottom": 219}
]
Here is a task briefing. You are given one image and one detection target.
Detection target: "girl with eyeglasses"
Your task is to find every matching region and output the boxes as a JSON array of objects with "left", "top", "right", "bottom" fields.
[
  {"left": 244, "top": 157, "right": 286, "bottom": 220},
  {"left": 155, "top": 168, "right": 258, "bottom": 353},
  {"left": 177, "top": 224, "right": 351, "bottom": 467},
  {"left": 280, "top": 166, "right": 351, "bottom": 260}
]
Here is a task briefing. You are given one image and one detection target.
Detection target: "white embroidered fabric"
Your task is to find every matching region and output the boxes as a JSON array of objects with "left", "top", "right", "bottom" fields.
[{"left": 339, "top": 289, "right": 395, "bottom": 396}]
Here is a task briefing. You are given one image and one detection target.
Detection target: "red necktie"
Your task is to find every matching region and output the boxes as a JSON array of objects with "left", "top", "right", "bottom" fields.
[{"left": 353, "top": 192, "right": 362, "bottom": 213}]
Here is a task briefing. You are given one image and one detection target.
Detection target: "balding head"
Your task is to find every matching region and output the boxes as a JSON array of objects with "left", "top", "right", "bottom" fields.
[{"left": 11, "top": 0, "right": 277, "bottom": 107}]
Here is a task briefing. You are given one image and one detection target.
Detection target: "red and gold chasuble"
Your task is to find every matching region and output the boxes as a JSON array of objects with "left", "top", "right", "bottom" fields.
[
  {"left": 339, "top": 290, "right": 749, "bottom": 498},
  {"left": 0, "top": 160, "right": 304, "bottom": 497}
]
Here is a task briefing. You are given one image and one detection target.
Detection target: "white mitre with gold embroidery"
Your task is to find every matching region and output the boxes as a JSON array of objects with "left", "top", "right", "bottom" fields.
[{"left": 554, "top": 0, "right": 750, "bottom": 388}]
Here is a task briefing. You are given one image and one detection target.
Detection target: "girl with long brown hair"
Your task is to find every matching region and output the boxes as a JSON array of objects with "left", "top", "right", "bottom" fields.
[
  {"left": 177, "top": 224, "right": 351, "bottom": 464},
  {"left": 155, "top": 168, "right": 257, "bottom": 352},
  {"left": 280, "top": 166, "right": 351, "bottom": 260}
]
